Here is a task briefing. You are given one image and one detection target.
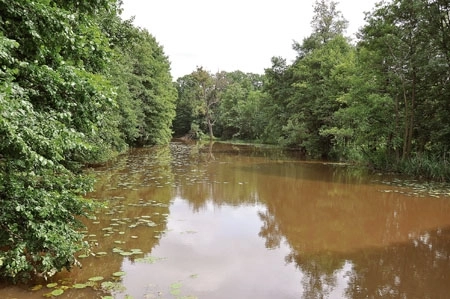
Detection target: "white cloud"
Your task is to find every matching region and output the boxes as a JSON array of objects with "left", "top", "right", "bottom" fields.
[{"left": 121, "top": 0, "right": 378, "bottom": 79}]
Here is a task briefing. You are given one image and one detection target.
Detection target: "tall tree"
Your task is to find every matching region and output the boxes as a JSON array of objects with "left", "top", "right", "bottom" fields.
[
  {"left": 216, "top": 71, "right": 265, "bottom": 140},
  {"left": 174, "top": 67, "right": 224, "bottom": 140},
  {"left": 262, "top": 57, "right": 296, "bottom": 144},
  {"left": 294, "top": 0, "right": 348, "bottom": 57},
  {"left": 263, "top": 0, "right": 352, "bottom": 158},
  {"left": 355, "top": 0, "right": 450, "bottom": 166},
  {"left": 130, "top": 29, "right": 176, "bottom": 145},
  {"left": 173, "top": 74, "right": 204, "bottom": 137}
]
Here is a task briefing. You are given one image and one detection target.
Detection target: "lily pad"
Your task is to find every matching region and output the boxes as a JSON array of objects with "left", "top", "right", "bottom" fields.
[
  {"left": 31, "top": 285, "right": 43, "bottom": 291},
  {"left": 135, "top": 256, "right": 164, "bottom": 264},
  {"left": 72, "top": 283, "right": 88, "bottom": 289},
  {"left": 101, "top": 281, "right": 126, "bottom": 292},
  {"left": 170, "top": 282, "right": 182, "bottom": 296},
  {"left": 112, "top": 271, "right": 126, "bottom": 277},
  {"left": 46, "top": 283, "right": 58, "bottom": 288},
  {"left": 88, "top": 276, "right": 104, "bottom": 282},
  {"left": 50, "top": 289, "right": 64, "bottom": 296}
]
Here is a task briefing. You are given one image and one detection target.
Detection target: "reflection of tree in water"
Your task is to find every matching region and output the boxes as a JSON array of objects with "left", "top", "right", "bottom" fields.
[
  {"left": 286, "top": 251, "right": 343, "bottom": 299},
  {"left": 258, "top": 210, "right": 283, "bottom": 249},
  {"left": 258, "top": 204, "right": 450, "bottom": 299},
  {"left": 169, "top": 141, "right": 450, "bottom": 298},
  {"left": 344, "top": 229, "right": 450, "bottom": 299},
  {"left": 258, "top": 206, "right": 345, "bottom": 298},
  {"left": 254, "top": 163, "right": 450, "bottom": 298},
  {"left": 169, "top": 141, "right": 263, "bottom": 212}
]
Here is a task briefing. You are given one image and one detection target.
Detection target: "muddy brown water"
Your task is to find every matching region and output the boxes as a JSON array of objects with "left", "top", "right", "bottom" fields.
[{"left": 1, "top": 141, "right": 450, "bottom": 298}]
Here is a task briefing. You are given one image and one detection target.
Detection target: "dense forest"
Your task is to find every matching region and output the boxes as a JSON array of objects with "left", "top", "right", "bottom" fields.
[{"left": 0, "top": 0, "right": 449, "bottom": 282}]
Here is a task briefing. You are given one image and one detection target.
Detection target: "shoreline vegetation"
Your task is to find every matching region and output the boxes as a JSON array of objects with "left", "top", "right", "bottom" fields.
[
  {"left": 183, "top": 137, "right": 450, "bottom": 182},
  {"left": 1, "top": 0, "right": 449, "bottom": 284}
]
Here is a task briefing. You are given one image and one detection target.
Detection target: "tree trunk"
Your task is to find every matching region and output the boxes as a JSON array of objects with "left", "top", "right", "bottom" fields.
[{"left": 207, "top": 115, "right": 214, "bottom": 140}]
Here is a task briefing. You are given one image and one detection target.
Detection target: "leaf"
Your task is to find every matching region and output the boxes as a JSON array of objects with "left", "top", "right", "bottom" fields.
[
  {"left": 31, "top": 285, "right": 43, "bottom": 291},
  {"left": 112, "top": 271, "right": 126, "bottom": 277},
  {"left": 50, "top": 289, "right": 64, "bottom": 296},
  {"left": 88, "top": 276, "right": 104, "bottom": 282},
  {"left": 72, "top": 283, "right": 88, "bottom": 289},
  {"left": 46, "top": 283, "right": 58, "bottom": 288}
]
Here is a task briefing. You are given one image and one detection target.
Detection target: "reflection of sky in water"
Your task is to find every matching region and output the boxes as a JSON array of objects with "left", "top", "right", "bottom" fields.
[{"left": 119, "top": 197, "right": 352, "bottom": 299}]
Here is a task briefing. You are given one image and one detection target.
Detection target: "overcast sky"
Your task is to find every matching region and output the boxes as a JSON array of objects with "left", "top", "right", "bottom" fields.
[{"left": 121, "top": 0, "right": 379, "bottom": 79}]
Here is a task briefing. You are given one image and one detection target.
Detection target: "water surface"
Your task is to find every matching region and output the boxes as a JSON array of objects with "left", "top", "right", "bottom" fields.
[{"left": 1, "top": 142, "right": 450, "bottom": 298}]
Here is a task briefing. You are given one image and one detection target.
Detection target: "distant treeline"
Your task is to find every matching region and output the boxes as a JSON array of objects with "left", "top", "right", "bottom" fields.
[{"left": 173, "top": 0, "right": 450, "bottom": 181}]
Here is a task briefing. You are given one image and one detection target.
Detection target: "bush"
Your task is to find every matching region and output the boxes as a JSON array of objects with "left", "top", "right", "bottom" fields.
[{"left": 0, "top": 79, "right": 95, "bottom": 282}]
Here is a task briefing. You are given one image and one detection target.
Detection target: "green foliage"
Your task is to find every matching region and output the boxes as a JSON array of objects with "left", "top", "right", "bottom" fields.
[
  {"left": 0, "top": 0, "right": 176, "bottom": 281},
  {"left": 173, "top": 67, "right": 222, "bottom": 140},
  {"left": 260, "top": 57, "right": 296, "bottom": 144},
  {"left": 397, "top": 153, "right": 450, "bottom": 181},
  {"left": 345, "top": 0, "right": 450, "bottom": 173},
  {"left": 105, "top": 16, "right": 176, "bottom": 145},
  {"left": 294, "top": 0, "right": 348, "bottom": 56},
  {"left": 0, "top": 78, "right": 94, "bottom": 281},
  {"left": 259, "top": 0, "right": 352, "bottom": 158},
  {"left": 131, "top": 30, "right": 176, "bottom": 145},
  {"left": 216, "top": 71, "right": 265, "bottom": 140},
  {"left": 170, "top": 0, "right": 449, "bottom": 180}
]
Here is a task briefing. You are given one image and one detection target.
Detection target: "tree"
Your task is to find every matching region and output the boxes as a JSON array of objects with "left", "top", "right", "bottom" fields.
[
  {"left": 294, "top": 0, "right": 348, "bottom": 57},
  {"left": 0, "top": 0, "right": 179, "bottom": 282},
  {"left": 128, "top": 29, "right": 176, "bottom": 145},
  {"left": 174, "top": 67, "right": 224, "bottom": 140},
  {"left": 191, "top": 67, "right": 223, "bottom": 140},
  {"left": 262, "top": 0, "right": 352, "bottom": 158},
  {"left": 261, "top": 57, "right": 296, "bottom": 144},
  {"left": 173, "top": 74, "right": 204, "bottom": 137},
  {"left": 0, "top": 0, "right": 117, "bottom": 281},
  {"left": 351, "top": 0, "right": 450, "bottom": 172},
  {"left": 216, "top": 71, "right": 265, "bottom": 140}
]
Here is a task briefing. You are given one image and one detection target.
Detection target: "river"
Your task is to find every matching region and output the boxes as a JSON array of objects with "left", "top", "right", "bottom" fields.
[{"left": 1, "top": 141, "right": 450, "bottom": 298}]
